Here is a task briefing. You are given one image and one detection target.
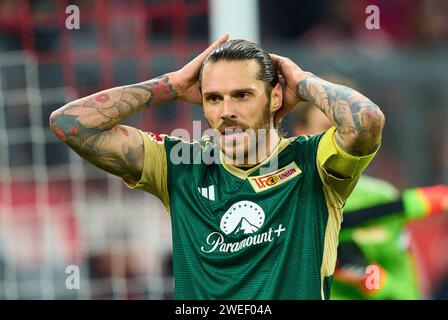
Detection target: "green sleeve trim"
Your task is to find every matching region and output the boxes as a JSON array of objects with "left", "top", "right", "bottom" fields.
[{"left": 402, "top": 188, "right": 428, "bottom": 220}]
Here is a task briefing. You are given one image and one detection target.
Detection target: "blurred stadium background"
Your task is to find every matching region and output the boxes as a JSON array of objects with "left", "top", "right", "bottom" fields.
[{"left": 0, "top": 0, "right": 447, "bottom": 299}]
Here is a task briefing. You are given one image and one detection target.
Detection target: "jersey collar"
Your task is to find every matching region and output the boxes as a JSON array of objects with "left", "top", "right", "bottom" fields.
[{"left": 219, "top": 137, "right": 291, "bottom": 179}]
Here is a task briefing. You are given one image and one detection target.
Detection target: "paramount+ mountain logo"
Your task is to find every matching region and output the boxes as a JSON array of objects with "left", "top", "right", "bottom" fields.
[
  {"left": 220, "top": 201, "right": 265, "bottom": 235},
  {"left": 200, "top": 201, "right": 287, "bottom": 254}
]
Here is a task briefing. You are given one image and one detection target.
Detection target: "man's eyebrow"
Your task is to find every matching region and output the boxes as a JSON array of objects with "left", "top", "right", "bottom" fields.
[
  {"left": 230, "top": 88, "right": 257, "bottom": 94},
  {"left": 203, "top": 88, "right": 257, "bottom": 96},
  {"left": 202, "top": 91, "right": 220, "bottom": 96}
]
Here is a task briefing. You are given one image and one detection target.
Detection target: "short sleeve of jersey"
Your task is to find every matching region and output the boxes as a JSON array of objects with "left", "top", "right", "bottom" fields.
[
  {"left": 123, "top": 130, "right": 169, "bottom": 210},
  {"left": 316, "top": 126, "right": 379, "bottom": 208}
]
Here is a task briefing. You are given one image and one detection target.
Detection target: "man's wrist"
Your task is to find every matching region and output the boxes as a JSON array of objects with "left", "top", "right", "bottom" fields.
[
  {"left": 295, "top": 71, "right": 313, "bottom": 83},
  {"left": 294, "top": 71, "right": 315, "bottom": 101},
  {"left": 163, "top": 71, "right": 180, "bottom": 98},
  {"left": 142, "top": 73, "right": 179, "bottom": 107}
]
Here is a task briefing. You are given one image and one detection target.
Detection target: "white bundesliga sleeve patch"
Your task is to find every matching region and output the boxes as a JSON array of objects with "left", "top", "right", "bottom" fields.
[
  {"left": 144, "top": 131, "right": 164, "bottom": 144},
  {"left": 248, "top": 162, "right": 302, "bottom": 193}
]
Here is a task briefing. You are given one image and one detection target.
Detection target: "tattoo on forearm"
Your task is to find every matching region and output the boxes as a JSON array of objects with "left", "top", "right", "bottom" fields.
[
  {"left": 67, "top": 75, "right": 177, "bottom": 130},
  {"left": 51, "top": 75, "right": 177, "bottom": 136},
  {"left": 296, "top": 75, "right": 384, "bottom": 155}
]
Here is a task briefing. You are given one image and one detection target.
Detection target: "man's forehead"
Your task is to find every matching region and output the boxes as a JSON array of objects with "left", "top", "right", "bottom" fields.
[{"left": 201, "top": 59, "right": 263, "bottom": 92}]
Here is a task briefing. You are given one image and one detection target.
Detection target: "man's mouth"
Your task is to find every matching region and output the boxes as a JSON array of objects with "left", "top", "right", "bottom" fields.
[{"left": 220, "top": 127, "right": 246, "bottom": 142}]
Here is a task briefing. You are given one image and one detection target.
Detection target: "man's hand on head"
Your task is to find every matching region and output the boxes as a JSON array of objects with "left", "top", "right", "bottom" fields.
[
  {"left": 170, "top": 34, "right": 229, "bottom": 105},
  {"left": 271, "top": 53, "right": 384, "bottom": 156},
  {"left": 269, "top": 54, "right": 311, "bottom": 126}
]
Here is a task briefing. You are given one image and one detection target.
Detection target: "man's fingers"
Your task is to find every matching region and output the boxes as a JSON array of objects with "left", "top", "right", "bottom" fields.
[
  {"left": 278, "top": 75, "right": 286, "bottom": 90},
  {"left": 270, "top": 53, "right": 286, "bottom": 64},
  {"left": 181, "top": 34, "right": 228, "bottom": 76},
  {"left": 212, "top": 33, "right": 230, "bottom": 48},
  {"left": 270, "top": 54, "right": 280, "bottom": 67},
  {"left": 204, "top": 34, "right": 229, "bottom": 55},
  {"left": 270, "top": 53, "right": 288, "bottom": 75},
  {"left": 195, "top": 34, "right": 229, "bottom": 62}
]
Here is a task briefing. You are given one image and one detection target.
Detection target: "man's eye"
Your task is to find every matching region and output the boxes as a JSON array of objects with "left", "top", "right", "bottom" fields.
[
  {"left": 207, "top": 95, "right": 220, "bottom": 103},
  {"left": 236, "top": 92, "right": 249, "bottom": 100}
]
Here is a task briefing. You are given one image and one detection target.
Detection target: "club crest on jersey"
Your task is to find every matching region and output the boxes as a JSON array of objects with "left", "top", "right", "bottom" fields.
[
  {"left": 144, "top": 131, "right": 164, "bottom": 144},
  {"left": 248, "top": 162, "right": 301, "bottom": 193}
]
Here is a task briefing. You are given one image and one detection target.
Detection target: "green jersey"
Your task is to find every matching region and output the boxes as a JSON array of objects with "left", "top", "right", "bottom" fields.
[{"left": 126, "top": 127, "right": 377, "bottom": 299}]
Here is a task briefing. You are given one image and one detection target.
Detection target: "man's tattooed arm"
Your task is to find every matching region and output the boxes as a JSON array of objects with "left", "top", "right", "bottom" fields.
[
  {"left": 296, "top": 75, "right": 385, "bottom": 156},
  {"left": 49, "top": 75, "right": 178, "bottom": 184}
]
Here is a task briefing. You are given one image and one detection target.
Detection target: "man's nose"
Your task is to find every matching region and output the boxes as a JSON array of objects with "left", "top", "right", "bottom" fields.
[{"left": 220, "top": 97, "right": 237, "bottom": 120}]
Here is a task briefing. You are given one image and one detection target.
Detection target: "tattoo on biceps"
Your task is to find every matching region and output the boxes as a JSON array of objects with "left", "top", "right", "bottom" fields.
[{"left": 83, "top": 132, "right": 143, "bottom": 180}]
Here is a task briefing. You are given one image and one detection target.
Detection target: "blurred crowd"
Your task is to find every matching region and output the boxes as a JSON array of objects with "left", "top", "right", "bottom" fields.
[
  {"left": 0, "top": 0, "right": 447, "bottom": 299},
  {"left": 261, "top": 0, "right": 448, "bottom": 47}
]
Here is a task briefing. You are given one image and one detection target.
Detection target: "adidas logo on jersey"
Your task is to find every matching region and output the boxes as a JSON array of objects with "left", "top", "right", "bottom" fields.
[{"left": 198, "top": 185, "right": 215, "bottom": 201}]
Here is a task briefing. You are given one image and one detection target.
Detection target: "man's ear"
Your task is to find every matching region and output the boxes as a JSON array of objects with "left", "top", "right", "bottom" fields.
[{"left": 270, "top": 82, "right": 283, "bottom": 113}]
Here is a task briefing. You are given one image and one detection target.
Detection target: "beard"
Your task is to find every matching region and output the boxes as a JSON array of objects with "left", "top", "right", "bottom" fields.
[{"left": 207, "top": 98, "right": 273, "bottom": 166}]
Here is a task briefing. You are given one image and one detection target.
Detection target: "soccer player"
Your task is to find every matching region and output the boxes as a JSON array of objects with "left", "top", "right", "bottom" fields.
[
  {"left": 50, "top": 35, "right": 385, "bottom": 299},
  {"left": 293, "top": 93, "right": 448, "bottom": 299}
]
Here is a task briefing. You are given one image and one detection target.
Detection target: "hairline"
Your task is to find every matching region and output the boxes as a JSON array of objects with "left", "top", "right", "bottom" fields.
[{"left": 200, "top": 58, "right": 274, "bottom": 98}]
